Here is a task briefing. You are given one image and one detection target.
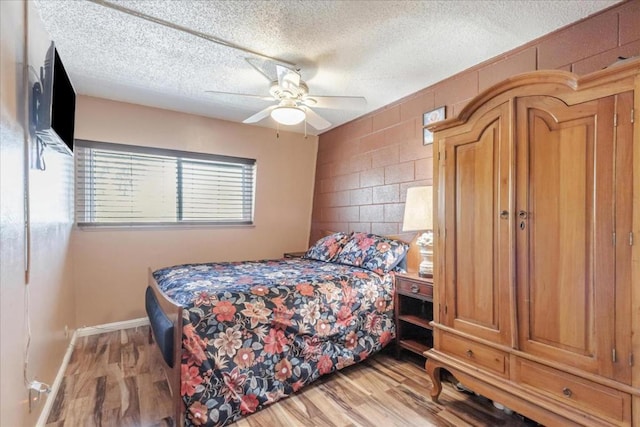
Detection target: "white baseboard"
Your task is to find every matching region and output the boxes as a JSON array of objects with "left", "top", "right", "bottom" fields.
[
  {"left": 36, "top": 317, "right": 150, "bottom": 426},
  {"left": 75, "top": 317, "right": 149, "bottom": 337},
  {"left": 35, "top": 332, "right": 77, "bottom": 427}
]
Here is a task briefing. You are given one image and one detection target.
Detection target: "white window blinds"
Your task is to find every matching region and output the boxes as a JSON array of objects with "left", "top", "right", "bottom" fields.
[{"left": 75, "top": 140, "right": 255, "bottom": 227}]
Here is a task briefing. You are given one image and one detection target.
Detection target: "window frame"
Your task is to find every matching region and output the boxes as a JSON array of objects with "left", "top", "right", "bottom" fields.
[{"left": 74, "top": 139, "right": 256, "bottom": 228}]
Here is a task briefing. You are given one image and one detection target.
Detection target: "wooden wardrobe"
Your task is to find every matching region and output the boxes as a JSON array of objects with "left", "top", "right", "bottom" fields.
[{"left": 425, "top": 59, "right": 640, "bottom": 426}]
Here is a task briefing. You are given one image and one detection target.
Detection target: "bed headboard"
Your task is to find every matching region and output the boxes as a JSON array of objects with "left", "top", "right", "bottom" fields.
[{"left": 319, "top": 230, "right": 421, "bottom": 274}]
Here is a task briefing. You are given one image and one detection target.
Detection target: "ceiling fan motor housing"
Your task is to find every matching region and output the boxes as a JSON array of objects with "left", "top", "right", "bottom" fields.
[{"left": 269, "top": 80, "right": 309, "bottom": 101}]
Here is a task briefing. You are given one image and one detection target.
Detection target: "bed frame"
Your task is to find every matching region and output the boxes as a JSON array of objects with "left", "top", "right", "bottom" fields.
[
  {"left": 147, "top": 268, "right": 185, "bottom": 425},
  {"left": 146, "top": 231, "right": 420, "bottom": 425}
]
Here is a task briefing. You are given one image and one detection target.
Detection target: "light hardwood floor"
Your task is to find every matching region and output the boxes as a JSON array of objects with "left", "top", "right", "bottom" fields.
[{"left": 45, "top": 326, "right": 536, "bottom": 426}]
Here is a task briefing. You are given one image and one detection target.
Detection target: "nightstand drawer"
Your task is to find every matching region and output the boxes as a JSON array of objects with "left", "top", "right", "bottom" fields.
[
  {"left": 440, "top": 331, "right": 508, "bottom": 377},
  {"left": 395, "top": 276, "right": 433, "bottom": 300},
  {"left": 514, "top": 358, "right": 631, "bottom": 424}
]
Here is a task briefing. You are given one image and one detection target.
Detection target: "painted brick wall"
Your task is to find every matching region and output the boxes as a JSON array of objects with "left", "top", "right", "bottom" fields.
[{"left": 310, "top": 0, "right": 640, "bottom": 244}]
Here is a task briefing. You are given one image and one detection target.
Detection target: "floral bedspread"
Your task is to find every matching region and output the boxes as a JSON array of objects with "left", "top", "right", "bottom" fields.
[{"left": 153, "top": 258, "right": 396, "bottom": 426}]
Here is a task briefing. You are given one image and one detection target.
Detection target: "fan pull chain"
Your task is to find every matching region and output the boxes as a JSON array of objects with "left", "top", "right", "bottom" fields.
[
  {"left": 304, "top": 120, "right": 308, "bottom": 139},
  {"left": 276, "top": 122, "right": 280, "bottom": 139}
]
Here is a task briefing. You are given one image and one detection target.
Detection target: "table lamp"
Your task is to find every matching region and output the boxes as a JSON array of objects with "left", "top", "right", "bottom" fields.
[{"left": 402, "top": 186, "right": 433, "bottom": 278}]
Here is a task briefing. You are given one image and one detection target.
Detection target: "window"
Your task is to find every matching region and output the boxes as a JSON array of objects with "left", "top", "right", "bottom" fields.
[{"left": 75, "top": 140, "right": 255, "bottom": 227}]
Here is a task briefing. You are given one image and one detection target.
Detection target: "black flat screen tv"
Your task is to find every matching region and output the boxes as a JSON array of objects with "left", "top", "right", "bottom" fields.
[{"left": 34, "top": 42, "right": 76, "bottom": 155}]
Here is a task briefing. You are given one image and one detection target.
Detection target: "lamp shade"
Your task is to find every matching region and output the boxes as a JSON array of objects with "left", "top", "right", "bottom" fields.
[
  {"left": 402, "top": 186, "right": 433, "bottom": 231},
  {"left": 271, "top": 106, "right": 306, "bottom": 125}
]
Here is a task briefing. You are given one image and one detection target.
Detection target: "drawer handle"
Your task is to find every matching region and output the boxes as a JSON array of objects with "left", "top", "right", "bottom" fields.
[
  {"left": 411, "top": 284, "right": 419, "bottom": 293},
  {"left": 562, "top": 387, "right": 572, "bottom": 398},
  {"left": 466, "top": 349, "right": 473, "bottom": 358}
]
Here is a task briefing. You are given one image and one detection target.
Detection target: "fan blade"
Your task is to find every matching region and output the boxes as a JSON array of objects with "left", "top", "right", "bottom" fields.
[
  {"left": 205, "top": 90, "right": 273, "bottom": 101},
  {"left": 245, "top": 57, "right": 277, "bottom": 82},
  {"left": 276, "top": 65, "right": 301, "bottom": 92},
  {"left": 245, "top": 57, "right": 297, "bottom": 82},
  {"left": 304, "top": 108, "right": 331, "bottom": 130},
  {"left": 243, "top": 106, "right": 277, "bottom": 124},
  {"left": 305, "top": 95, "right": 367, "bottom": 110}
]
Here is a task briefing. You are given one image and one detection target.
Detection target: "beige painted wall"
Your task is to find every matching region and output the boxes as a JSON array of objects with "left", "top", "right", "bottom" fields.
[
  {"left": 73, "top": 96, "right": 318, "bottom": 326},
  {"left": 0, "top": 1, "right": 76, "bottom": 425}
]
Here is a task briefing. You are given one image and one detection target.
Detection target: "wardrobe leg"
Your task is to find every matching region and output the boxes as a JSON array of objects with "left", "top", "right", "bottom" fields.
[{"left": 425, "top": 359, "right": 442, "bottom": 402}]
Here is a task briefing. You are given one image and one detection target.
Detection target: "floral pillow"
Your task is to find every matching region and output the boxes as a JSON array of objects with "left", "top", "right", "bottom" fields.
[
  {"left": 392, "top": 256, "right": 408, "bottom": 273},
  {"left": 303, "top": 232, "right": 352, "bottom": 262},
  {"left": 335, "top": 232, "right": 409, "bottom": 274}
]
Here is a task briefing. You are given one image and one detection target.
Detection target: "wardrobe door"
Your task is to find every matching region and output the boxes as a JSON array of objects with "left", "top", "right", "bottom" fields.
[
  {"left": 515, "top": 95, "right": 616, "bottom": 377},
  {"left": 441, "top": 102, "right": 513, "bottom": 345}
]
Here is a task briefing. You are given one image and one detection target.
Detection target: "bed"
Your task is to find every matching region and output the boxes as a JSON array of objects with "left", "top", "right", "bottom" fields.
[{"left": 146, "top": 231, "right": 418, "bottom": 426}]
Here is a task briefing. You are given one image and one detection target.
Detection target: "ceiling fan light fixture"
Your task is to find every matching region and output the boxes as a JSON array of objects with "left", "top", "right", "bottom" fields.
[{"left": 271, "top": 106, "right": 306, "bottom": 125}]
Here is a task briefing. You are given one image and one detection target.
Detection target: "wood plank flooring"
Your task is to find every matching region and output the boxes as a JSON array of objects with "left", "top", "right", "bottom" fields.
[{"left": 46, "top": 326, "right": 537, "bottom": 426}]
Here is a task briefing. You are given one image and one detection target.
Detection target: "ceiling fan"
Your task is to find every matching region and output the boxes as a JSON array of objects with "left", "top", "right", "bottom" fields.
[
  {"left": 206, "top": 59, "right": 367, "bottom": 131},
  {"left": 82, "top": 2, "right": 364, "bottom": 131}
]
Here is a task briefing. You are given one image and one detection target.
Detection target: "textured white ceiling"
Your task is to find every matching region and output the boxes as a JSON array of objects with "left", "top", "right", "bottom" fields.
[{"left": 33, "top": 0, "right": 620, "bottom": 135}]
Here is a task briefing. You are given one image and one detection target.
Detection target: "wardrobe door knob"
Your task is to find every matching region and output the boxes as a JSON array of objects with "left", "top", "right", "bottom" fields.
[
  {"left": 466, "top": 349, "right": 473, "bottom": 358},
  {"left": 562, "top": 387, "right": 572, "bottom": 398}
]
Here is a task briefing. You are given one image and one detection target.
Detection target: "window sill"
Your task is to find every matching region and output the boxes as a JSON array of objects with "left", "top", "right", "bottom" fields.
[{"left": 75, "top": 223, "right": 255, "bottom": 231}]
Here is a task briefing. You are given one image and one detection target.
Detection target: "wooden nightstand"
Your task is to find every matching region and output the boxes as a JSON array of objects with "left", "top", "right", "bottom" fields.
[
  {"left": 283, "top": 251, "right": 306, "bottom": 259},
  {"left": 394, "top": 273, "right": 434, "bottom": 358}
]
